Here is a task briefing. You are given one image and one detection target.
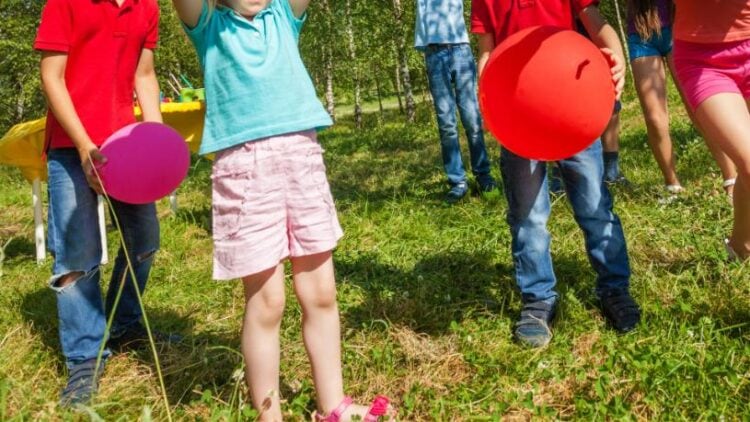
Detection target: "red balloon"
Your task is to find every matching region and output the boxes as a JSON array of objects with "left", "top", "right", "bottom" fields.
[{"left": 479, "top": 26, "right": 615, "bottom": 161}]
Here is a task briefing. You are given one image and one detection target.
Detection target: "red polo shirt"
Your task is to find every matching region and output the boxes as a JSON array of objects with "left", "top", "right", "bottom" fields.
[
  {"left": 471, "top": 0, "right": 598, "bottom": 43},
  {"left": 34, "top": 0, "right": 159, "bottom": 149}
]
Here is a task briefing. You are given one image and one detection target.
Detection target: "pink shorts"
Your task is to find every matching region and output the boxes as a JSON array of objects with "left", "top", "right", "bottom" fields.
[
  {"left": 674, "top": 38, "right": 750, "bottom": 110},
  {"left": 211, "top": 130, "right": 343, "bottom": 280}
]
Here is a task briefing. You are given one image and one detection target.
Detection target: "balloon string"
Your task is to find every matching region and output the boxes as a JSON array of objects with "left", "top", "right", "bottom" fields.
[{"left": 90, "top": 152, "right": 173, "bottom": 421}]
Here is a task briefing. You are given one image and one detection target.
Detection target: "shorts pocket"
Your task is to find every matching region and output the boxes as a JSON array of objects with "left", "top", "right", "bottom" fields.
[{"left": 211, "top": 172, "right": 247, "bottom": 241}]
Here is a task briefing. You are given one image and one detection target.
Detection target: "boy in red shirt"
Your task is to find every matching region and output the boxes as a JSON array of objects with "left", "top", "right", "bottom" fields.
[
  {"left": 471, "top": 0, "right": 640, "bottom": 347},
  {"left": 35, "top": 0, "right": 168, "bottom": 405}
]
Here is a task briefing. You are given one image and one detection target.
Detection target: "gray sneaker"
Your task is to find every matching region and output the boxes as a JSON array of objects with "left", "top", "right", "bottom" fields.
[{"left": 514, "top": 300, "right": 556, "bottom": 348}]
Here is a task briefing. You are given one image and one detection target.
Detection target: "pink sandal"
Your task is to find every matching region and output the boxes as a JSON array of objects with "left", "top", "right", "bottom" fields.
[{"left": 315, "top": 395, "right": 393, "bottom": 422}]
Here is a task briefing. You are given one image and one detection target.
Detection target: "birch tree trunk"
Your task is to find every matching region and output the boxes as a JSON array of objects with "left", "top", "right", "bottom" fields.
[
  {"left": 15, "top": 80, "right": 25, "bottom": 122},
  {"left": 391, "top": 0, "right": 415, "bottom": 122},
  {"left": 320, "top": 0, "right": 336, "bottom": 121},
  {"left": 394, "top": 65, "right": 404, "bottom": 113},
  {"left": 344, "top": 0, "right": 362, "bottom": 128},
  {"left": 375, "top": 71, "right": 385, "bottom": 120}
]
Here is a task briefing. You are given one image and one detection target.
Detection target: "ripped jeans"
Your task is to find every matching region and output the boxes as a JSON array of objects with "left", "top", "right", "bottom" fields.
[{"left": 47, "top": 148, "right": 160, "bottom": 367}]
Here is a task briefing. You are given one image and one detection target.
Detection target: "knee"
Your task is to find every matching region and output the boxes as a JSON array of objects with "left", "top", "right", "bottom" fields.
[
  {"left": 49, "top": 268, "right": 99, "bottom": 293},
  {"left": 51, "top": 271, "right": 85, "bottom": 290},
  {"left": 514, "top": 225, "right": 551, "bottom": 253},
  {"left": 256, "top": 292, "right": 286, "bottom": 327},
  {"left": 644, "top": 110, "right": 669, "bottom": 133},
  {"left": 438, "top": 125, "right": 458, "bottom": 141},
  {"left": 306, "top": 283, "right": 338, "bottom": 310},
  {"left": 135, "top": 248, "right": 158, "bottom": 264}
]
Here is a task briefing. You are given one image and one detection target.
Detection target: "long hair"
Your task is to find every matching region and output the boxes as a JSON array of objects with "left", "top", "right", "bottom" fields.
[{"left": 628, "top": 0, "right": 672, "bottom": 39}]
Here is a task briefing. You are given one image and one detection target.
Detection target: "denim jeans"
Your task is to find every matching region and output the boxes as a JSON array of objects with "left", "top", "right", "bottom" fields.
[
  {"left": 47, "top": 148, "right": 160, "bottom": 367},
  {"left": 425, "top": 43, "right": 493, "bottom": 187},
  {"left": 499, "top": 141, "right": 631, "bottom": 303}
]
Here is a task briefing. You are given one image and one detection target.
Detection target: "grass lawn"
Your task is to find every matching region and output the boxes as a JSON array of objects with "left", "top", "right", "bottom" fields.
[{"left": 0, "top": 87, "right": 749, "bottom": 420}]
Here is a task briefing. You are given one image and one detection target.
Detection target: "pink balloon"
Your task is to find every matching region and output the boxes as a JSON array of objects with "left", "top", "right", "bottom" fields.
[{"left": 98, "top": 122, "right": 190, "bottom": 204}]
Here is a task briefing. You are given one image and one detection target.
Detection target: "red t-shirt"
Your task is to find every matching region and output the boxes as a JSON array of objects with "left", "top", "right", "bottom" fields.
[
  {"left": 34, "top": 0, "right": 159, "bottom": 149},
  {"left": 471, "top": 0, "right": 598, "bottom": 43},
  {"left": 674, "top": 0, "right": 750, "bottom": 43}
]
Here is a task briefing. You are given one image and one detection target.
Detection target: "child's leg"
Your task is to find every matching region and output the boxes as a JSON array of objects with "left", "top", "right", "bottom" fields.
[
  {"left": 667, "top": 53, "right": 737, "bottom": 194},
  {"left": 47, "top": 149, "right": 110, "bottom": 404},
  {"left": 104, "top": 199, "right": 160, "bottom": 337},
  {"left": 452, "top": 45, "right": 493, "bottom": 187},
  {"left": 290, "top": 252, "right": 342, "bottom": 412},
  {"left": 632, "top": 55, "right": 681, "bottom": 187},
  {"left": 291, "top": 251, "right": 378, "bottom": 420},
  {"left": 425, "top": 47, "right": 468, "bottom": 189},
  {"left": 602, "top": 109, "right": 622, "bottom": 182},
  {"left": 242, "top": 264, "right": 287, "bottom": 421},
  {"left": 558, "top": 141, "right": 639, "bottom": 332},
  {"left": 558, "top": 141, "right": 631, "bottom": 294},
  {"left": 693, "top": 94, "right": 750, "bottom": 257},
  {"left": 499, "top": 148, "right": 557, "bottom": 303}
]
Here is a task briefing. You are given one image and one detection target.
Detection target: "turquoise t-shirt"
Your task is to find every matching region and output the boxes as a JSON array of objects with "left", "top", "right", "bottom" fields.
[{"left": 184, "top": 0, "right": 333, "bottom": 155}]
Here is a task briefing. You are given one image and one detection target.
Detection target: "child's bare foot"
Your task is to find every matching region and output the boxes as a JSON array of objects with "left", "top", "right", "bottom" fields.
[{"left": 316, "top": 396, "right": 394, "bottom": 422}]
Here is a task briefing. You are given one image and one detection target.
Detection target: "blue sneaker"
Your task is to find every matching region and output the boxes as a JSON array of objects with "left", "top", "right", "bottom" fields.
[
  {"left": 444, "top": 182, "right": 468, "bottom": 204},
  {"left": 60, "top": 358, "right": 105, "bottom": 407},
  {"left": 514, "top": 300, "right": 556, "bottom": 348}
]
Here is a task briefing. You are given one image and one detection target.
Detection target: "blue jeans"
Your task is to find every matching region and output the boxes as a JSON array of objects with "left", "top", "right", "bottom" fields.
[
  {"left": 500, "top": 141, "right": 631, "bottom": 303},
  {"left": 47, "top": 149, "right": 160, "bottom": 367},
  {"left": 425, "top": 43, "right": 493, "bottom": 187}
]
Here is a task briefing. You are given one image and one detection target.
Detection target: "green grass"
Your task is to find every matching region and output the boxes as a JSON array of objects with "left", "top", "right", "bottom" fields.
[{"left": 1, "top": 86, "right": 749, "bottom": 420}]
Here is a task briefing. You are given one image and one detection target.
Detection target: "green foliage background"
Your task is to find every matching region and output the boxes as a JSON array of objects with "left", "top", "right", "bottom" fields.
[{"left": 0, "top": 0, "right": 627, "bottom": 134}]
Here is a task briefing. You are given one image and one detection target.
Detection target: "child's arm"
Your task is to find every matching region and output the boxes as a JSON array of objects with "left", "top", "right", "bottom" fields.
[
  {"left": 579, "top": 6, "right": 626, "bottom": 99},
  {"left": 289, "top": 0, "right": 311, "bottom": 19},
  {"left": 40, "top": 51, "right": 106, "bottom": 193},
  {"left": 172, "top": 0, "right": 203, "bottom": 28},
  {"left": 476, "top": 33, "right": 496, "bottom": 77},
  {"left": 134, "top": 49, "right": 163, "bottom": 123}
]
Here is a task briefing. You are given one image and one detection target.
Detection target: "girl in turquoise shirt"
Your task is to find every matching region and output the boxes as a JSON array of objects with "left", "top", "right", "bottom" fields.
[{"left": 173, "top": 0, "right": 394, "bottom": 420}]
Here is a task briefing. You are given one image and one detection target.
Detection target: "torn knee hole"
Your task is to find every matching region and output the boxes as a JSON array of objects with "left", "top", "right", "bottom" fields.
[
  {"left": 53, "top": 272, "right": 85, "bottom": 289},
  {"left": 49, "top": 268, "right": 98, "bottom": 291}
]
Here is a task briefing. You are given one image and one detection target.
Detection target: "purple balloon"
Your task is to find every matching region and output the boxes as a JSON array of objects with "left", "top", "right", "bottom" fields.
[{"left": 98, "top": 122, "right": 190, "bottom": 204}]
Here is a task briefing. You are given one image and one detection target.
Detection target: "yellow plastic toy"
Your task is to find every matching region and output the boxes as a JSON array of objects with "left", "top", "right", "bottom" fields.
[{"left": 0, "top": 101, "right": 206, "bottom": 263}]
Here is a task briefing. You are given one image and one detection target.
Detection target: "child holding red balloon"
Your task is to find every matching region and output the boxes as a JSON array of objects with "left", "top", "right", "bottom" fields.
[
  {"left": 172, "top": 0, "right": 394, "bottom": 420},
  {"left": 672, "top": 0, "right": 750, "bottom": 259},
  {"left": 471, "top": 0, "right": 641, "bottom": 347},
  {"left": 35, "top": 0, "right": 171, "bottom": 405}
]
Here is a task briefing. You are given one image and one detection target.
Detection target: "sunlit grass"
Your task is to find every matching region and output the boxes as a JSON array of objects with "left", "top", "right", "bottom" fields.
[{"left": 1, "top": 87, "right": 749, "bottom": 419}]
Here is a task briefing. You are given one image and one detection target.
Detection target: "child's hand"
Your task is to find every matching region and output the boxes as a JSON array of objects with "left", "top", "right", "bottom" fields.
[
  {"left": 78, "top": 144, "right": 108, "bottom": 194},
  {"left": 600, "top": 47, "right": 625, "bottom": 100}
]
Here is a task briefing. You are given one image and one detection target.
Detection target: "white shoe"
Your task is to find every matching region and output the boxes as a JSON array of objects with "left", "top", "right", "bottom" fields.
[{"left": 665, "top": 184, "right": 685, "bottom": 194}]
